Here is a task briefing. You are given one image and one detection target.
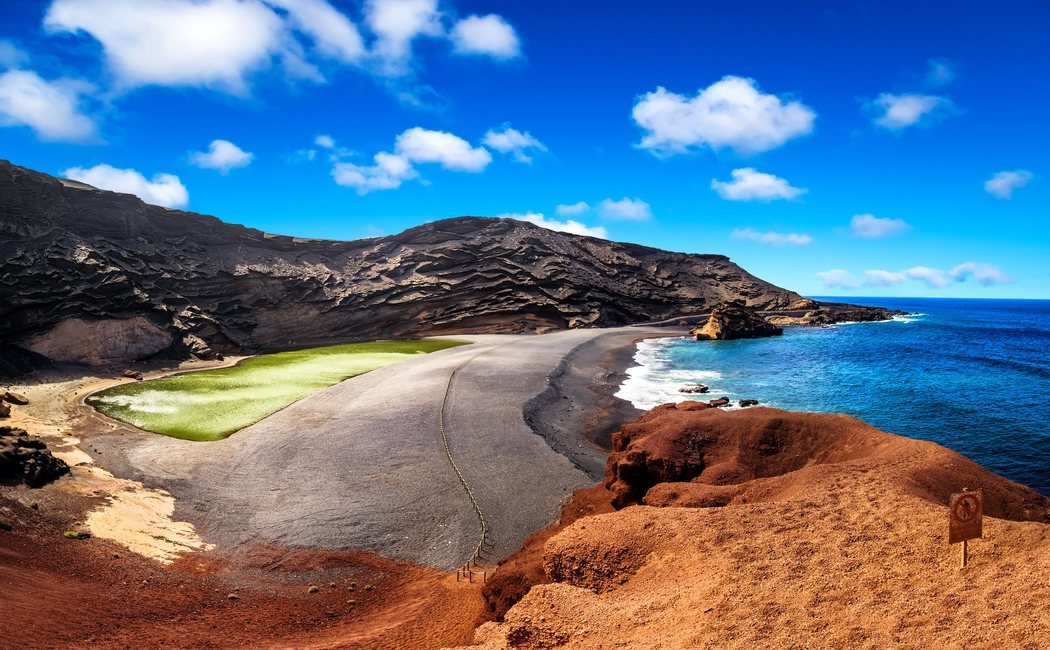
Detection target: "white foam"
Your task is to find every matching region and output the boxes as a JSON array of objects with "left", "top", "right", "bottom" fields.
[{"left": 615, "top": 337, "right": 724, "bottom": 410}]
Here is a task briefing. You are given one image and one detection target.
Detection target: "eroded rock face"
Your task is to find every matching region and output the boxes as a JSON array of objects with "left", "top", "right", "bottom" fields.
[
  {"left": 0, "top": 160, "right": 803, "bottom": 367},
  {"left": 0, "top": 426, "right": 70, "bottom": 488},
  {"left": 690, "top": 301, "right": 783, "bottom": 340},
  {"left": 21, "top": 317, "right": 173, "bottom": 366}
]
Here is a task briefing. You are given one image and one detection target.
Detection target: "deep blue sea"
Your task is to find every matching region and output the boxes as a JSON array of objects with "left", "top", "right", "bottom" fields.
[{"left": 616, "top": 298, "right": 1050, "bottom": 495}]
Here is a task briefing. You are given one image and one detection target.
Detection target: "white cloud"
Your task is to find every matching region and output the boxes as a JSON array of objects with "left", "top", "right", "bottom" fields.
[
  {"left": 395, "top": 126, "right": 491, "bottom": 171},
  {"left": 330, "top": 126, "right": 489, "bottom": 193},
  {"left": 904, "top": 266, "right": 950, "bottom": 288},
  {"left": 482, "top": 126, "right": 546, "bottom": 163},
  {"left": 556, "top": 201, "right": 590, "bottom": 216},
  {"left": 850, "top": 213, "right": 910, "bottom": 238},
  {"left": 62, "top": 164, "right": 188, "bottom": 208},
  {"left": 732, "top": 228, "right": 812, "bottom": 246},
  {"left": 267, "top": 0, "right": 365, "bottom": 64},
  {"left": 597, "top": 197, "right": 652, "bottom": 221},
  {"left": 816, "top": 269, "right": 861, "bottom": 289},
  {"left": 0, "top": 40, "right": 29, "bottom": 69},
  {"left": 45, "top": 0, "right": 290, "bottom": 94},
  {"left": 870, "top": 93, "right": 952, "bottom": 130},
  {"left": 984, "top": 170, "right": 1033, "bottom": 199},
  {"left": 363, "top": 0, "right": 443, "bottom": 76},
  {"left": 314, "top": 133, "right": 335, "bottom": 148},
  {"left": 451, "top": 14, "right": 520, "bottom": 60},
  {"left": 949, "top": 262, "right": 1012, "bottom": 285},
  {"left": 190, "top": 139, "right": 254, "bottom": 173},
  {"left": 499, "top": 212, "right": 607, "bottom": 239},
  {"left": 711, "top": 168, "right": 806, "bottom": 202},
  {"left": 926, "top": 58, "right": 956, "bottom": 87},
  {"left": 332, "top": 151, "right": 417, "bottom": 194},
  {"left": 863, "top": 269, "right": 906, "bottom": 286},
  {"left": 632, "top": 76, "right": 815, "bottom": 156},
  {"left": 0, "top": 69, "right": 96, "bottom": 142}
]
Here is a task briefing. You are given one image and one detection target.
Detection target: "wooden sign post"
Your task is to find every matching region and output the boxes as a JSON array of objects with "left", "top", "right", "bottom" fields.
[{"left": 948, "top": 489, "right": 983, "bottom": 567}]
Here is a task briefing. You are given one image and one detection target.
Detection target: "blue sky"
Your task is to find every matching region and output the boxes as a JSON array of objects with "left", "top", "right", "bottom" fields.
[{"left": 1, "top": 1, "right": 1047, "bottom": 298}]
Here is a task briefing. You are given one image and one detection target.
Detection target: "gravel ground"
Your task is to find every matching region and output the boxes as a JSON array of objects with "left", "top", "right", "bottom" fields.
[{"left": 89, "top": 327, "right": 680, "bottom": 570}]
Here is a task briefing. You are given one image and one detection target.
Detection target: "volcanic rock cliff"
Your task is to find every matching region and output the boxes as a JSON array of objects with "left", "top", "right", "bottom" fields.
[{"left": 0, "top": 160, "right": 804, "bottom": 368}]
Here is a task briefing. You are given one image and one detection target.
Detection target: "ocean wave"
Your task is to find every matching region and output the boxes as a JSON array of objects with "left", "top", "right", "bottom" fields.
[{"left": 615, "top": 337, "right": 725, "bottom": 410}]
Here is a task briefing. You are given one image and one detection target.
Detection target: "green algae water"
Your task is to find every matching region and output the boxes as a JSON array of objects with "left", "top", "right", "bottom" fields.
[{"left": 87, "top": 339, "right": 467, "bottom": 441}]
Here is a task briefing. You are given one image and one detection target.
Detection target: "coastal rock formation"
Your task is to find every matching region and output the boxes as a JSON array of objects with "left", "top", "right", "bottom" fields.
[
  {"left": 767, "top": 300, "right": 904, "bottom": 326},
  {"left": 690, "top": 301, "right": 783, "bottom": 340},
  {"left": 462, "top": 405, "right": 1050, "bottom": 649},
  {"left": 0, "top": 426, "right": 70, "bottom": 488},
  {"left": 1, "top": 160, "right": 803, "bottom": 367}
]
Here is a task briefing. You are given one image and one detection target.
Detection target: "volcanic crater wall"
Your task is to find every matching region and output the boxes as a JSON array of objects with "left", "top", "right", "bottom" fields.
[{"left": 0, "top": 160, "right": 801, "bottom": 366}]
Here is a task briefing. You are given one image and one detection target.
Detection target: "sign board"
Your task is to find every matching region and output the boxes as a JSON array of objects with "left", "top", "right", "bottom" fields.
[{"left": 948, "top": 490, "right": 983, "bottom": 545}]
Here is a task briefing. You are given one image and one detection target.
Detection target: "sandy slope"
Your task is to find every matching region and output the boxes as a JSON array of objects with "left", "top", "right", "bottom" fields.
[{"left": 459, "top": 405, "right": 1050, "bottom": 649}]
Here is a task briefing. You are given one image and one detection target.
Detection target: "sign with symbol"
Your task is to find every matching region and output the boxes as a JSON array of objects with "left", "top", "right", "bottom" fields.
[{"left": 948, "top": 490, "right": 983, "bottom": 545}]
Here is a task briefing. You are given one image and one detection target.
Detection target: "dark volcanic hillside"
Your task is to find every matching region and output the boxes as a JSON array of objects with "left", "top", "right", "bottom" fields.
[{"left": 0, "top": 159, "right": 802, "bottom": 367}]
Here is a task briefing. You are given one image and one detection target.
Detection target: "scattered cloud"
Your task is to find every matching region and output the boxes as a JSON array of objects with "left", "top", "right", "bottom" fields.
[
  {"left": 332, "top": 151, "right": 417, "bottom": 193},
  {"left": 984, "top": 170, "right": 1033, "bottom": 199},
  {"left": 711, "top": 168, "right": 806, "bottom": 202},
  {"left": 926, "top": 58, "right": 956, "bottom": 87},
  {"left": 732, "top": 228, "right": 812, "bottom": 246},
  {"left": 816, "top": 269, "right": 861, "bottom": 289},
  {"left": 190, "top": 139, "right": 254, "bottom": 174},
  {"left": 904, "top": 265, "right": 949, "bottom": 288},
  {"left": 632, "top": 75, "right": 815, "bottom": 156},
  {"left": 395, "top": 126, "right": 491, "bottom": 171},
  {"left": 0, "top": 40, "right": 29, "bottom": 68},
  {"left": 499, "top": 212, "right": 607, "bottom": 239},
  {"left": 850, "top": 213, "right": 910, "bottom": 238},
  {"left": 597, "top": 197, "right": 652, "bottom": 221},
  {"left": 0, "top": 69, "right": 96, "bottom": 142},
  {"left": 556, "top": 201, "right": 590, "bottom": 216},
  {"left": 363, "top": 0, "right": 443, "bottom": 77},
  {"left": 949, "top": 262, "right": 1012, "bottom": 285},
  {"left": 483, "top": 125, "right": 546, "bottom": 163},
  {"left": 863, "top": 269, "right": 906, "bottom": 286},
  {"left": 62, "top": 163, "right": 188, "bottom": 208},
  {"left": 314, "top": 133, "right": 335, "bottom": 149},
  {"left": 869, "top": 93, "right": 953, "bottom": 130},
  {"left": 42, "top": 0, "right": 521, "bottom": 97},
  {"left": 451, "top": 14, "right": 521, "bottom": 60},
  {"left": 331, "top": 126, "right": 489, "bottom": 194}
]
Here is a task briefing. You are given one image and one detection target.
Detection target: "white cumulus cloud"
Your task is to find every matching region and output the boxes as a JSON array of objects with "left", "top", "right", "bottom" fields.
[
  {"left": 597, "top": 197, "right": 652, "bottom": 221},
  {"left": 863, "top": 269, "right": 907, "bottom": 286},
  {"left": 314, "top": 133, "right": 335, "bottom": 148},
  {"left": 732, "top": 228, "right": 812, "bottom": 246},
  {"left": 62, "top": 164, "right": 189, "bottom": 208},
  {"left": 364, "top": 0, "right": 443, "bottom": 76},
  {"left": 499, "top": 212, "right": 607, "bottom": 239},
  {"left": 711, "top": 168, "right": 806, "bottom": 201},
  {"left": 482, "top": 125, "right": 546, "bottom": 163},
  {"left": 816, "top": 269, "right": 861, "bottom": 289},
  {"left": 45, "top": 0, "right": 291, "bottom": 94},
  {"left": 870, "top": 93, "right": 952, "bottom": 130},
  {"left": 632, "top": 76, "right": 815, "bottom": 156},
  {"left": 394, "top": 126, "right": 491, "bottom": 171},
  {"left": 904, "top": 266, "right": 950, "bottom": 288},
  {"left": 451, "top": 14, "right": 521, "bottom": 60},
  {"left": 190, "top": 139, "right": 254, "bottom": 173},
  {"left": 850, "top": 213, "right": 910, "bottom": 238},
  {"left": 949, "top": 262, "right": 1012, "bottom": 285},
  {"left": 555, "top": 201, "right": 590, "bottom": 216},
  {"left": 0, "top": 69, "right": 96, "bottom": 142},
  {"left": 331, "top": 126, "right": 490, "bottom": 193},
  {"left": 984, "top": 170, "right": 1033, "bottom": 199},
  {"left": 268, "top": 0, "right": 365, "bottom": 64}
]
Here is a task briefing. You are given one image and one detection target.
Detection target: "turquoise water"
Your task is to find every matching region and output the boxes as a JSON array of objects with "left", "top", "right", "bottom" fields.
[{"left": 617, "top": 298, "right": 1050, "bottom": 494}]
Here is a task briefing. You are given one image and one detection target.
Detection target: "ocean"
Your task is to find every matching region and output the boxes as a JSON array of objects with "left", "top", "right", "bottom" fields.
[{"left": 616, "top": 298, "right": 1050, "bottom": 495}]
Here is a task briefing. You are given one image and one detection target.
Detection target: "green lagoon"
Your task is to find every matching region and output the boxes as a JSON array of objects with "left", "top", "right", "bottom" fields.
[{"left": 87, "top": 339, "right": 467, "bottom": 441}]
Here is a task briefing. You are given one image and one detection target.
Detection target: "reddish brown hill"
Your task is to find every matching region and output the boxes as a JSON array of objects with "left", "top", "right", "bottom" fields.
[{"left": 459, "top": 404, "right": 1050, "bottom": 649}]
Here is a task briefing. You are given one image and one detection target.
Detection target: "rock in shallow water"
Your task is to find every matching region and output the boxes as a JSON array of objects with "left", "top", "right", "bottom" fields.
[{"left": 690, "top": 301, "right": 783, "bottom": 340}]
